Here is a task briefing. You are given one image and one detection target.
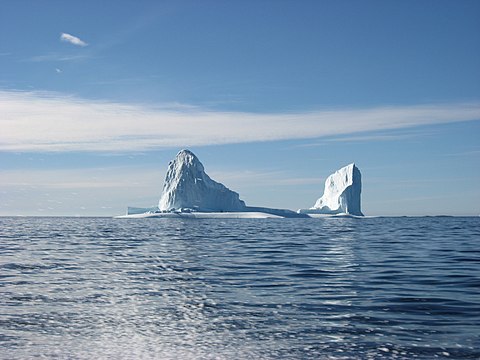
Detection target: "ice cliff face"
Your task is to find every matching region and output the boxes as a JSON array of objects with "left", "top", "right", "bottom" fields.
[
  {"left": 299, "top": 163, "right": 363, "bottom": 216},
  {"left": 158, "top": 150, "right": 247, "bottom": 212}
]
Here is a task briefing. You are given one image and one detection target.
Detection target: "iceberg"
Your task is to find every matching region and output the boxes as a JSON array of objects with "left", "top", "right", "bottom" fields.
[
  {"left": 119, "top": 149, "right": 307, "bottom": 218},
  {"left": 118, "top": 153, "right": 363, "bottom": 218},
  {"left": 298, "top": 163, "right": 363, "bottom": 216},
  {"left": 158, "top": 149, "right": 247, "bottom": 212}
]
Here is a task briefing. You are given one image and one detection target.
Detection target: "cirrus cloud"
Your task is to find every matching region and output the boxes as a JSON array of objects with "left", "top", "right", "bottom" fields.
[{"left": 0, "top": 90, "right": 479, "bottom": 152}]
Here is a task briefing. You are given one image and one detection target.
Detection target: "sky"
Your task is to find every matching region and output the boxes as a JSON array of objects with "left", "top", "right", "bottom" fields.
[{"left": 1, "top": 0, "right": 479, "bottom": 216}]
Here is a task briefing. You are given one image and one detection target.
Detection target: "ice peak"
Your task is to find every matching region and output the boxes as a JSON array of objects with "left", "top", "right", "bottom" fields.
[
  {"left": 171, "top": 149, "right": 203, "bottom": 171},
  {"left": 158, "top": 149, "right": 246, "bottom": 212},
  {"left": 176, "top": 149, "right": 198, "bottom": 161}
]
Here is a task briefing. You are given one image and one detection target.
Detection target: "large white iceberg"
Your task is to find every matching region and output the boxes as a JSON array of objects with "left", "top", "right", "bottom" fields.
[
  {"left": 120, "top": 149, "right": 307, "bottom": 218},
  {"left": 298, "top": 163, "right": 363, "bottom": 216},
  {"left": 159, "top": 149, "right": 247, "bottom": 212},
  {"left": 120, "top": 150, "right": 366, "bottom": 218}
]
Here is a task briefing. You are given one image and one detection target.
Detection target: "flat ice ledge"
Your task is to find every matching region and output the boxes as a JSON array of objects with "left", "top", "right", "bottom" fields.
[
  {"left": 115, "top": 212, "right": 283, "bottom": 219},
  {"left": 120, "top": 205, "right": 308, "bottom": 219},
  {"left": 114, "top": 212, "right": 365, "bottom": 219},
  {"left": 306, "top": 213, "right": 364, "bottom": 218}
]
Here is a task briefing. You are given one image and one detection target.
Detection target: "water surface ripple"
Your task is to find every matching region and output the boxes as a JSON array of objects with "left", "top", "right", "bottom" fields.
[{"left": 1, "top": 216, "right": 479, "bottom": 359}]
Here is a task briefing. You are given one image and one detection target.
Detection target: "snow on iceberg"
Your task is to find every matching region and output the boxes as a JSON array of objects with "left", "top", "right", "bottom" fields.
[
  {"left": 158, "top": 149, "right": 247, "bottom": 212},
  {"left": 298, "top": 163, "right": 363, "bottom": 216}
]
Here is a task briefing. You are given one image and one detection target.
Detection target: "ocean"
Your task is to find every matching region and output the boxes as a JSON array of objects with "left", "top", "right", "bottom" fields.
[{"left": 1, "top": 216, "right": 479, "bottom": 359}]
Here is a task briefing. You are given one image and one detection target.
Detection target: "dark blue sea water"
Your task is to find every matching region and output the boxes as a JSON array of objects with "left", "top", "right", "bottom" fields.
[{"left": 1, "top": 216, "right": 479, "bottom": 359}]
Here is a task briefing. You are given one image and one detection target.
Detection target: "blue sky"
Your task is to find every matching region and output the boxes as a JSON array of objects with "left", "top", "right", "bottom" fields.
[{"left": 1, "top": 0, "right": 479, "bottom": 216}]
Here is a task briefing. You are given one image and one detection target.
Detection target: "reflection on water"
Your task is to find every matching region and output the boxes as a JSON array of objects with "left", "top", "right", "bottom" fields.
[{"left": 1, "top": 216, "right": 479, "bottom": 359}]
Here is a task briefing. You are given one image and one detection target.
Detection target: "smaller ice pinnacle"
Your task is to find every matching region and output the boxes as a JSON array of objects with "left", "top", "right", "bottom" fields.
[
  {"left": 158, "top": 149, "right": 246, "bottom": 212},
  {"left": 298, "top": 163, "right": 363, "bottom": 216}
]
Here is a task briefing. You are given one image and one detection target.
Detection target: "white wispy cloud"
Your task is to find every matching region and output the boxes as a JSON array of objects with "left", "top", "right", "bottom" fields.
[
  {"left": 296, "top": 130, "right": 436, "bottom": 147},
  {"left": 26, "top": 53, "right": 90, "bottom": 62},
  {"left": 1, "top": 90, "right": 479, "bottom": 152},
  {"left": 209, "top": 169, "right": 321, "bottom": 187},
  {"left": 60, "top": 33, "right": 88, "bottom": 47},
  {"left": 0, "top": 167, "right": 161, "bottom": 189}
]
